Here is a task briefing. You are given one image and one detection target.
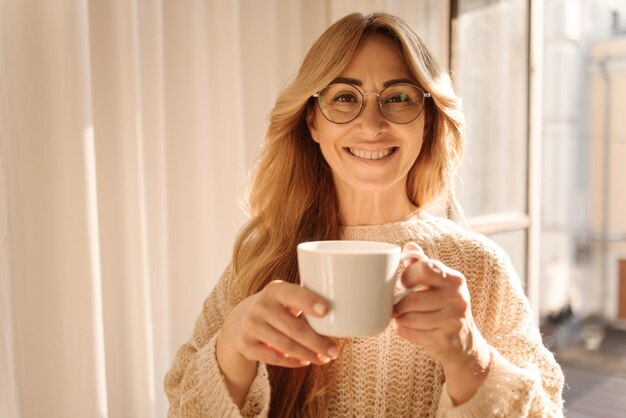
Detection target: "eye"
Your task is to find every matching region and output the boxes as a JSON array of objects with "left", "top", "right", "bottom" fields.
[
  {"left": 385, "top": 93, "right": 412, "bottom": 104},
  {"left": 333, "top": 92, "right": 359, "bottom": 103}
]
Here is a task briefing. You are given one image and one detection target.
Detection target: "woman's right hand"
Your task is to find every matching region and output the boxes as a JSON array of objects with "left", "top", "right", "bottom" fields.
[{"left": 217, "top": 280, "right": 340, "bottom": 369}]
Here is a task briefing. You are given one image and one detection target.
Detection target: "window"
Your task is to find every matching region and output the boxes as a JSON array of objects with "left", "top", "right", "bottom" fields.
[{"left": 450, "top": 0, "right": 539, "bottom": 320}]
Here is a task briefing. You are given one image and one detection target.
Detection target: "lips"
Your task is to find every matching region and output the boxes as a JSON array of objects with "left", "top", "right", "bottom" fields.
[{"left": 346, "top": 147, "right": 397, "bottom": 160}]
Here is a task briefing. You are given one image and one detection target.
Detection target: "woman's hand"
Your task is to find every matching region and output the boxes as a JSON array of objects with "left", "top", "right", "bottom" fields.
[
  {"left": 392, "top": 242, "right": 491, "bottom": 405},
  {"left": 216, "top": 280, "right": 340, "bottom": 407},
  {"left": 220, "top": 280, "right": 340, "bottom": 367}
]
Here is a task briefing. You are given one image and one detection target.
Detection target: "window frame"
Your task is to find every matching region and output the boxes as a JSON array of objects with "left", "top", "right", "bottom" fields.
[{"left": 448, "top": 0, "right": 542, "bottom": 324}]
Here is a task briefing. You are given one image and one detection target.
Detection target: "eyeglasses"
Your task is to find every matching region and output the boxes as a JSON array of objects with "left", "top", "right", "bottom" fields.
[{"left": 313, "top": 82, "right": 431, "bottom": 124}]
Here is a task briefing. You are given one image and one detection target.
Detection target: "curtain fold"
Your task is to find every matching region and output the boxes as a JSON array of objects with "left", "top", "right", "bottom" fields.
[
  {"left": 1, "top": 0, "right": 109, "bottom": 417},
  {"left": 0, "top": 1, "right": 444, "bottom": 416}
]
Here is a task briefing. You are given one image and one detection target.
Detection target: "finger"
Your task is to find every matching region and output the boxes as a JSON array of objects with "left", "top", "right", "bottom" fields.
[
  {"left": 393, "top": 287, "right": 446, "bottom": 316},
  {"left": 401, "top": 258, "right": 462, "bottom": 290},
  {"left": 266, "top": 281, "right": 329, "bottom": 318},
  {"left": 250, "top": 341, "right": 315, "bottom": 368},
  {"left": 237, "top": 330, "right": 310, "bottom": 367},
  {"left": 402, "top": 242, "right": 427, "bottom": 267},
  {"left": 253, "top": 321, "right": 330, "bottom": 365},
  {"left": 266, "top": 305, "right": 340, "bottom": 360},
  {"left": 393, "top": 309, "right": 449, "bottom": 331}
]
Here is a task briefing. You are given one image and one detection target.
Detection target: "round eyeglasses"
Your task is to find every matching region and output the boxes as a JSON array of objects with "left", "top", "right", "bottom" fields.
[{"left": 313, "top": 82, "right": 431, "bottom": 124}]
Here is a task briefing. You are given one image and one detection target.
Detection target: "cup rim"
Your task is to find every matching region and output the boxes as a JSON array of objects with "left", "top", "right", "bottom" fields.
[{"left": 297, "top": 240, "right": 400, "bottom": 254}]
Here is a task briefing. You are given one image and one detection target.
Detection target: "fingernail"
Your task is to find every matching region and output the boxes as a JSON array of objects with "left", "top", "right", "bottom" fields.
[
  {"left": 391, "top": 319, "right": 399, "bottom": 330},
  {"left": 317, "top": 354, "right": 331, "bottom": 363},
  {"left": 327, "top": 346, "right": 339, "bottom": 359},
  {"left": 300, "top": 360, "right": 311, "bottom": 366},
  {"left": 313, "top": 303, "right": 327, "bottom": 316},
  {"left": 428, "top": 261, "right": 443, "bottom": 274}
]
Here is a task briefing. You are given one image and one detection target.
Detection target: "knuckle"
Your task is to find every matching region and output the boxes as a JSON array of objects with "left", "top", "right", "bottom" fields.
[
  {"left": 265, "top": 280, "right": 286, "bottom": 295},
  {"left": 265, "top": 280, "right": 281, "bottom": 293},
  {"left": 240, "top": 315, "right": 255, "bottom": 331},
  {"left": 448, "top": 273, "right": 465, "bottom": 287},
  {"left": 286, "top": 319, "right": 307, "bottom": 335},
  {"left": 451, "top": 297, "right": 469, "bottom": 314},
  {"left": 246, "top": 303, "right": 267, "bottom": 322}
]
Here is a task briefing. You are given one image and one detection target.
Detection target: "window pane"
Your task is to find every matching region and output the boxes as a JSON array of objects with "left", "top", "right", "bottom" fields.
[{"left": 453, "top": 0, "right": 529, "bottom": 217}]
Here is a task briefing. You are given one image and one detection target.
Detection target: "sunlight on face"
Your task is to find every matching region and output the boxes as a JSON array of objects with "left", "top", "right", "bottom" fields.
[{"left": 307, "top": 35, "right": 426, "bottom": 204}]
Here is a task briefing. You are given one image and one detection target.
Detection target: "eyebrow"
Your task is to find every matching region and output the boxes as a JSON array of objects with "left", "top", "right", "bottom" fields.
[{"left": 331, "top": 77, "right": 416, "bottom": 87}]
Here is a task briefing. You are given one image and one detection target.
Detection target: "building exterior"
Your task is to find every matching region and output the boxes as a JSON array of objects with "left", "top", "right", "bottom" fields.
[{"left": 542, "top": 0, "right": 626, "bottom": 327}]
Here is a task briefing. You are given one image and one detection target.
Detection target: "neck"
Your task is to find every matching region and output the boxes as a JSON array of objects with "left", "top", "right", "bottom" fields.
[{"left": 337, "top": 192, "right": 418, "bottom": 226}]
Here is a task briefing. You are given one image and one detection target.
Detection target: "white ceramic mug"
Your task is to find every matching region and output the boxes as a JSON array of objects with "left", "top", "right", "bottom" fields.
[{"left": 296, "top": 240, "right": 424, "bottom": 338}]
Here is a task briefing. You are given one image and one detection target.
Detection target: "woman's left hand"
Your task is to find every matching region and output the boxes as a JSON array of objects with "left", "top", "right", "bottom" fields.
[{"left": 392, "top": 242, "right": 491, "bottom": 404}]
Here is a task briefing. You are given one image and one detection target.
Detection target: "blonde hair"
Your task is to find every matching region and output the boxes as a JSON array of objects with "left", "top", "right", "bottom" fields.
[{"left": 231, "top": 12, "right": 464, "bottom": 417}]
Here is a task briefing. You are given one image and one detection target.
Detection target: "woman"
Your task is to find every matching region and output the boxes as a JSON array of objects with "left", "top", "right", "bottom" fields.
[{"left": 165, "top": 12, "right": 564, "bottom": 417}]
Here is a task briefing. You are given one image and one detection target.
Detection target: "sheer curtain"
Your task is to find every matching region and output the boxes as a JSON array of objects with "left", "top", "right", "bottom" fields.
[{"left": 0, "top": 1, "right": 444, "bottom": 417}]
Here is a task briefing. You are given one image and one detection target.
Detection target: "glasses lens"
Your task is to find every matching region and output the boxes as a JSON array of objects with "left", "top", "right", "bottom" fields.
[
  {"left": 316, "top": 83, "right": 362, "bottom": 123},
  {"left": 379, "top": 83, "right": 425, "bottom": 124}
]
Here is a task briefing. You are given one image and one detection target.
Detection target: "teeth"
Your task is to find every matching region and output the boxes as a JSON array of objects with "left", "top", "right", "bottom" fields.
[{"left": 348, "top": 147, "right": 395, "bottom": 160}]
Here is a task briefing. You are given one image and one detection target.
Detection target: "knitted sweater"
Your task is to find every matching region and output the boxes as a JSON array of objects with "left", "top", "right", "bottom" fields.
[{"left": 164, "top": 213, "right": 565, "bottom": 417}]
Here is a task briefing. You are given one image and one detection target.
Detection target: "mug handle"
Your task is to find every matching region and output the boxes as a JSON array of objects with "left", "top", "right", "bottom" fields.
[{"left": 393, "top": 249, "right": 428, "bottom": 305}]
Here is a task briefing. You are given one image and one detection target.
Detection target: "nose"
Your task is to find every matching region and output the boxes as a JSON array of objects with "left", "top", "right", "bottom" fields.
[{"left": 356, "top": 93, "right": 388, "bottom": 137}]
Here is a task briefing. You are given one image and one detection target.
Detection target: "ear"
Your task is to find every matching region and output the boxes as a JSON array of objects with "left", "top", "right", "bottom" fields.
[{"left": 306, "top": 107, "right": 320, "bottom": 143}]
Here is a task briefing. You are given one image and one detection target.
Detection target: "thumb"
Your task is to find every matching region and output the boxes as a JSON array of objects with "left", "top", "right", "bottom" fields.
[{"left": 402, "top": 241, "right": 427, "bottom": 267}]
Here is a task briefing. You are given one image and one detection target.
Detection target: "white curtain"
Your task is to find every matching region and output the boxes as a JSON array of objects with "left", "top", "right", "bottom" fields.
[{"left": 0, "top": 1, "right": 444, "bottom": 417}]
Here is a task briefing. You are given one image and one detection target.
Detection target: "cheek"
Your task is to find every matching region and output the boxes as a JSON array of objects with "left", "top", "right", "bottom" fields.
[{"left": 314, "top": 123, "right": 349, "bottom": 147}]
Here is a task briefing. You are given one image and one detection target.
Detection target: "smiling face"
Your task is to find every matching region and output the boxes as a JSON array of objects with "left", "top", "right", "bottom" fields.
[{"left": 307, "top": 35, "right": 426, "bottom": 208}]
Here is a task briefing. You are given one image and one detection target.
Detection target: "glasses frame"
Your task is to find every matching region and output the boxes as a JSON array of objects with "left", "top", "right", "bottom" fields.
[{"left": 312, "top": 82, "right": 431, "bottom": 125}]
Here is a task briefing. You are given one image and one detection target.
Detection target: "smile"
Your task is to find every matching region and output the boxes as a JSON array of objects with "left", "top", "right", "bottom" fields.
[{"left": 346, "top": 147, "right": 397, "bottom": 160}]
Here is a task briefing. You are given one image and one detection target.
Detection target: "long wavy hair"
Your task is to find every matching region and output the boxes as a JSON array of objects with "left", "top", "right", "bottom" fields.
[{"left": 230, "top": 12, "right": 465, "bottom": 417}]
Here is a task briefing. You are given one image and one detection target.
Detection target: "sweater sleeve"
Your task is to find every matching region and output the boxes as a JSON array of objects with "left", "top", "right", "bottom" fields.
[
  {"left": 435, "top": 241, "right": 564, "bottom": 418},
  {"left": 164, "top": 266, "right": 271, "bottom": 418}
]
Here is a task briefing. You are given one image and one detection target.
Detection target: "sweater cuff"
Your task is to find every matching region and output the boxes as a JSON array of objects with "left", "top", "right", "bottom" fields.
[
  {"left": 192, "top": 333, "right": 271, "bottom": 418},
  {"left": 240, "top": 356, "right": 271, "bottom": 416},
  {"left": 436, "top": 348, "right": 537, "bottom": 418}
]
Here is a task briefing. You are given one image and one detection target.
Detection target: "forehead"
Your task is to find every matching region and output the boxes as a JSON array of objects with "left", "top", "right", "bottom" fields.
[{"left": 339, "top": 35, "right": 412, "bottom": 82}]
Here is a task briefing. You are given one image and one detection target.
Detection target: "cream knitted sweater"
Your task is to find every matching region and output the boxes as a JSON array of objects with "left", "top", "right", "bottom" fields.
[{"left": 164, "top": 214, "right": 564, "bottom": 417}]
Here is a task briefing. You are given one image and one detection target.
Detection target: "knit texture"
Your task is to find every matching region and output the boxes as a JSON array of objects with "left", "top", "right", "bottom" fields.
[{"left": 164, "top": 213, "right": 564, "bottom": 417}]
